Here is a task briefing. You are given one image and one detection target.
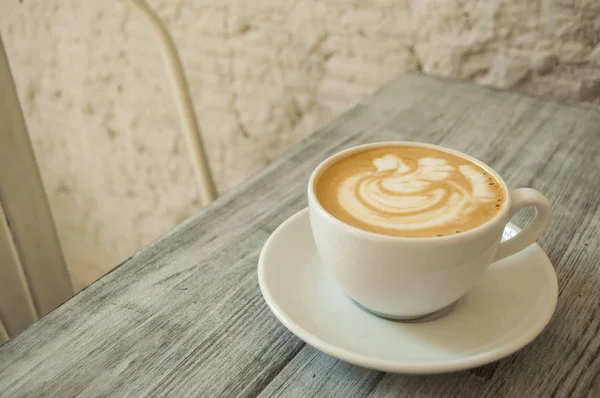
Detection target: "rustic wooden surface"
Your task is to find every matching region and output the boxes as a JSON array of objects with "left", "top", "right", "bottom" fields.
[{"left": 1, "top": 73, "right": 599, "bottom": 397}]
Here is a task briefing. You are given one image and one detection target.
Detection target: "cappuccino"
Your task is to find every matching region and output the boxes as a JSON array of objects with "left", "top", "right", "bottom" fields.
[{"left": 315, "top": 145, "right": 505, "bottom": 238}]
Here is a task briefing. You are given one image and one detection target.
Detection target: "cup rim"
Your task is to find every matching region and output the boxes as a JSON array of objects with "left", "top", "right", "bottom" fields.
[{"left": 308, "top": 141, "right": 511, "bottom": 242}]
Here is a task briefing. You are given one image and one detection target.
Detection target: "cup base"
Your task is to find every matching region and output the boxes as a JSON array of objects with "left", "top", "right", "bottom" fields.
[{"left": 351, "top": 297, "right": 462, "bottom": 323}]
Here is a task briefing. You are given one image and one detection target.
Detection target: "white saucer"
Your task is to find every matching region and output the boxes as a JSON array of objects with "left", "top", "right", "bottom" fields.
[{"left": 258, "top": 208, "right": 558, "bottom": 374}]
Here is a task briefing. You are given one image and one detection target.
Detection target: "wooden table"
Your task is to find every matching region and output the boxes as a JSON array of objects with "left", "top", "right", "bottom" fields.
[{"left": 1, "top": 74, "right": 599, "bottom": 397}]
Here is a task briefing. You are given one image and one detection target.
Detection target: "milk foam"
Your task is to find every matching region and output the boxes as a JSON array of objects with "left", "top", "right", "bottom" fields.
[{"left": 337, "top": 154, "right": 497, "bottom": 232}]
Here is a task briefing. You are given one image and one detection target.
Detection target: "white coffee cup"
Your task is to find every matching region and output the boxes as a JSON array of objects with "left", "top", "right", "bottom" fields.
[{"left": 308, "top": 142, "right": 552, "bottom": 319}]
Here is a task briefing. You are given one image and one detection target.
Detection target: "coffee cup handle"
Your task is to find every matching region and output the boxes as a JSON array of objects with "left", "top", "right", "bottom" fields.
[{"left": 492, "top": 188, "right": 552, "bottom": 263}]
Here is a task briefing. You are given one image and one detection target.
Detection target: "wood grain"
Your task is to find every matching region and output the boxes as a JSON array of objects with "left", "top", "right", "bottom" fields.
[{"left": 1, "top": 73, "right": 599, "bottom": 397}]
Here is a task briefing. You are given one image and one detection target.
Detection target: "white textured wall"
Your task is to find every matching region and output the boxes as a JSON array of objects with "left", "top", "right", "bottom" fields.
[{"left": 1, "top": 0, "right": 599, "bottom": 289}]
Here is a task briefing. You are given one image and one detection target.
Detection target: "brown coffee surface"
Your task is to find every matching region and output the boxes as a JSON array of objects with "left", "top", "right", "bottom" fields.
[{"left": 315, "top": 146, "right": 505, "bottom": 238}]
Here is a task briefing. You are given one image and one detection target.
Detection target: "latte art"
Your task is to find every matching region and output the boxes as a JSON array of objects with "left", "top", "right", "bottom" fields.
[
  {"left": 316, "top": 146, "right": 505, "bottom": 238},
  {"left": 339, "top": 155, "right": 496, "bottom": 231}
]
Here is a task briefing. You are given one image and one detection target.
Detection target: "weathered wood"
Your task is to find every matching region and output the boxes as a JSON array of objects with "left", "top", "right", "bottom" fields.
[{"left": 1, "top": 73, "right": 599, "bottom": 397}]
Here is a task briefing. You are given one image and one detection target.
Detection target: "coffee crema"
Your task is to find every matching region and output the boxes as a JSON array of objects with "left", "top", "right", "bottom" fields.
[{"left": 315, "top": 146, "right": 505, "bottom": 238}]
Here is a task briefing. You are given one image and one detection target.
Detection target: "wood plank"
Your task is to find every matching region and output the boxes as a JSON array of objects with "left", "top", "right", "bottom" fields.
[
  {"left": 0, "top": 73, "right": 599, "bottom": 397},
  {"left": 0, "top": 36, "right": 73, "bottom": 318},
  {"left": 0, "top": 103, "right": 383, "bottom": 397},
  {"left": 258, "top": 76, "right": 600, "bottom": 398}
]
